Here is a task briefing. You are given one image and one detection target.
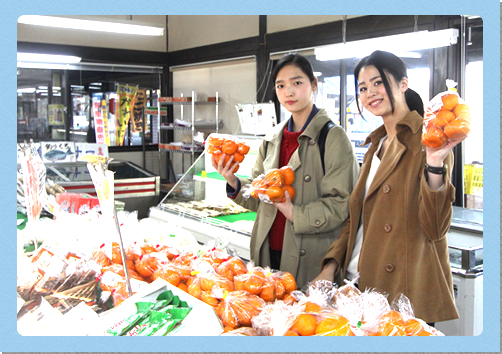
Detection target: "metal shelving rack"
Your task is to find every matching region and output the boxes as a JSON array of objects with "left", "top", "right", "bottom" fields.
[{"left": 150, "top": 91, "right": 219, "bottom": 185}]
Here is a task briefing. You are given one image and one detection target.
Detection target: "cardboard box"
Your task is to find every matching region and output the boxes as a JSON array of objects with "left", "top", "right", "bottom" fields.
[
  {"left": 465, "top": 194, "right": 483, "bottom": 210},
  {"left": 94, "top": 279, "right": 223, "bottom": 336}
]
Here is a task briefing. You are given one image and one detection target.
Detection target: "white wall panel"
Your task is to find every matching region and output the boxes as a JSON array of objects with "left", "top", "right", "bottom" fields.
[
  {"left": 267, "top": 15, "right": 362, "bottom": 33},
  {"left": 168, "top": 15, "right": 258, "bottom": 52},
  {"left": 171, "top": 60, "right": 257, "bottom": 174}
]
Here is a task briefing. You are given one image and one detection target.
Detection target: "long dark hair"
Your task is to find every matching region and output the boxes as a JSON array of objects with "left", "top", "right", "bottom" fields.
[
  {"left": 271, "top": 53, "right": 316, "bottom": 87},
  {"left": 354, "top": 50, "right": 424, "bottom": 117}
]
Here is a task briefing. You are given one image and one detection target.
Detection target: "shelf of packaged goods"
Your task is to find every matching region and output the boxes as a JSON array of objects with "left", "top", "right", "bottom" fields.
[{"left": 159, "top": 148, "right": 204, "bottom": 154}]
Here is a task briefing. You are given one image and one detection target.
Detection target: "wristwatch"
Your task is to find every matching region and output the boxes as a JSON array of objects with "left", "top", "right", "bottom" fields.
[{"left": 425, "top": 163, "right": 446, "bottom": 175}]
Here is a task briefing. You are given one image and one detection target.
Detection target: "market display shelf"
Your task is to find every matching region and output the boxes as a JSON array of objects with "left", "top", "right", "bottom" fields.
[
  {"left": 160, "top": 101, "right": 217, "bottom": 106},
  {"left": 154, "top": 203, "right": 255, "bottom": 234},
  {"left": 159, "top": 148, "right": 204, "bottom": 154},
  {"left": 193, "top": 171, "right": 251, "bottom": 181},
  {"left": 160, "top": 124, "right": 191, "bottom": 130}
]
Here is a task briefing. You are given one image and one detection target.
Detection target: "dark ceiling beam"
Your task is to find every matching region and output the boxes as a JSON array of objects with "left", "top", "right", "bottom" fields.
[{"left": 17, "top": 41, "right": 168, "bottom": 66}]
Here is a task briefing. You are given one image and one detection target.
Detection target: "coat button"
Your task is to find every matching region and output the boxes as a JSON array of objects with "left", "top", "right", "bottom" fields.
[
  {"left": 315, "top": 220, "right": 320, "bottom": 226},
  {"left": 309, "top": 139, "right": 316, "bottom": 146},
  {"left": 383, "top": 185, "right": 391, "bottom": 194},
  {"left": 300, "top": 249, "right": 306, "bottom": 256},
  {"left": 384, "top": 224, "right": 392, "bottom": 232},
  {"left": 304, "top": 175, "right": 311, "bottom": 182},
  {"left": 385, "top": 264, "right": 394, "bottom": 272}
]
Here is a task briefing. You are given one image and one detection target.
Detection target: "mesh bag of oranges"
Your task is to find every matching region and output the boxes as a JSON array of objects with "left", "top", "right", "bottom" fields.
[
  {"left": 243, "top": 166, "right": 296, "bottom": 204},
  {"left": 206, "top": 133, "right": 251, "bottom": 173},
  {"left": 422, "top": 79, "right": 471, "bottom": 149}
]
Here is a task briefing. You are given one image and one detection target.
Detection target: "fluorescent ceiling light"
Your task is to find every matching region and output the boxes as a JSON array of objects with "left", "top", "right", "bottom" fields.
[
  {"left": 315, "top": 29, "right": 459, "bottom": 61},
  {"left": 18, "top": 15, "right": 165, "bottom": 36},
  {"left": 17, "top": 87, "right": 36, "bottom": 93},
  {"left": 89, "top": 86, "right": 101, "bottom": 90},
  {"left": 90, "top": 82, "right": 102, "bottom": 86},
  {"left": 313, "top": 71, "right": 322, "bottom": 77},
  {"left": 17, "top": 53, "right": 81, "bottom": 63}
]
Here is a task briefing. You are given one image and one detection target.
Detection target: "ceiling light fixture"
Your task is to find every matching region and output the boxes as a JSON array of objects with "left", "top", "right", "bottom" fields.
[
  {"left": 17, "top": 53, "right": 82, "bottom": 64},
  {"left": 18, "top": 15, "right": 165, "bottom": 36},
  {"left": 315, "top": 29, "right": 459, "bottom": 61}
]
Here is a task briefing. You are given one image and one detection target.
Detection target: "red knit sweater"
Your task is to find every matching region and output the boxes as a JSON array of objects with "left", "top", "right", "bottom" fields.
[{"left": 268, "top": 128, "right": 302, "bottom": 250}]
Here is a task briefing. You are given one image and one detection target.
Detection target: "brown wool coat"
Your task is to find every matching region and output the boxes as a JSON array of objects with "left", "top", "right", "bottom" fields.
[
  {"left": 322, "top": 110, "right": 459, "bottom": 323},
  {"left": 232, "top": 109, "right": 359, "bottom": 288}
]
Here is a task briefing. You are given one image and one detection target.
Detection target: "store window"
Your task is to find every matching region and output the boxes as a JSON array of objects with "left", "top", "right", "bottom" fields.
[
  {"left": 462, "top": 22, "right": 483, "bottom": 210},
  {"left": 17, "top": 61, "right": 162, "bottom": 147}
]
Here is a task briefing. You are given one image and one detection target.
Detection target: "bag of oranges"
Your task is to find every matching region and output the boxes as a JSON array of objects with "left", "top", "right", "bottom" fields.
[
  {"left": 215, "top": 290, "right": 267, "bottom": 330},
  {"left": 206, "top": 133, "right": 251, "bottom": 173},
  {"left": 422, "top": 80, "right": 471, "bottom": 149},
  {"left": 243, "top": 166, "right": 296, "bottom": 204},
  {"left": 251, "top": 300, "right": 304, "bottom": 336}
]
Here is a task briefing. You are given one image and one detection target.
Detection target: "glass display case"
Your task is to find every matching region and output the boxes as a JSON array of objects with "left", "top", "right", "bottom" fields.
[
  {"left": 149, "top": 135, "right": 264, "bottom": 260},
  {"left": 41, "top": 160, "right": 160, "bottom": 218}
]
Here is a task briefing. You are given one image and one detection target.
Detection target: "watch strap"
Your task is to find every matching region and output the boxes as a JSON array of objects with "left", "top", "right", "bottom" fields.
[{"left": 425, "top": 163, "right": 446, "bottom": 175}]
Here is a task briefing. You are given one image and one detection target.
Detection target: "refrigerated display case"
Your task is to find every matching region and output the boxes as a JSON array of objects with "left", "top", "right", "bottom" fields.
[
  {"left": 436, "top": 206, "right": 483, "bottom": 336},
  {"left": 42, "top": 160, "right": 160, "bottom": 218},
  {"left": 148, "top": 135, "right": 263, "bottom": 260}
]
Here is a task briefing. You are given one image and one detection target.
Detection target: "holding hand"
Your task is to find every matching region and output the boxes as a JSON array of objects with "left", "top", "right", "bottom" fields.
[
  {"left": 274, "top": 190, "right": 294, "bottom": 222},
  {"left": 211, "top": 153, "right": 239, "bottom": 190}
]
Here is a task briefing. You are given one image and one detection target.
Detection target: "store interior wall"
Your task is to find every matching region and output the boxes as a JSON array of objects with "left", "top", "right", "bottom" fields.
[
  {"left": 171, "top": 60, "right": 257, "bottom": 174},
  {"left": 266, "top": 15, "right": 361, "bottom": 33},
  {"left": 167, "top": 15, "right": 259, "bottom": 52}
]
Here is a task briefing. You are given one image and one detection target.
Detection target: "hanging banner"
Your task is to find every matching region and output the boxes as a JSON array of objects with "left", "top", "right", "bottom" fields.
[
  {"left": 101, "top": 99, "right": 111, "bottom": 146},
  {"left": 92, "top": 93, "right": 105, "bottom": 145},
  {"left": 115, "top": 84, "right": 138, "bottom": 146},
  {"left": 48, "top": 104, "right": 65, "bottom": 125},
  {"left": 132, "top": 89, "right": 148, "bottom": 133}
]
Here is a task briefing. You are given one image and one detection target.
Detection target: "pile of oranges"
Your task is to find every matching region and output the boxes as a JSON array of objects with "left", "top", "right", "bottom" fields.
[
  {"left": 206, "top": 134, "right": 251, "bottom": 173},
  {"left": 422, "top": 92, "right": 471, "bottom": 149},
  {"left": 249, "top": 166, "right": 296, "bottom": 203}
]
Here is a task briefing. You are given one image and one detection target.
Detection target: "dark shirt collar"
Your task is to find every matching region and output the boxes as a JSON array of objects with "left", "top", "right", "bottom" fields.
[{"left": 286, "top": 104, "right": 319, "bottom": 132}]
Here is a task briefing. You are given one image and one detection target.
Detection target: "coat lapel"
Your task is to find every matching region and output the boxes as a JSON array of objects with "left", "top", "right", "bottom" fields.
[{"left": 366, "top": 137, "right": 406, "bottom": 199}]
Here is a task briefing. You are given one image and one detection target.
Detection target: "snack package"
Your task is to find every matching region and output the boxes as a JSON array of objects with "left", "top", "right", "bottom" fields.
[
  {"left": 206, "top": 133, "right": 251, "bottom": 173},
  {"left": 422, "top": 79, "right": 471, "bottom": 149},
  {"left": 242, "top": 166, "right": 295, "bottom": 204}
]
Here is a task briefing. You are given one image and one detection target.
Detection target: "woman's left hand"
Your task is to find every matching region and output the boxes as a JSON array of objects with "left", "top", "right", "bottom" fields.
[{"left": 273, "top": 191, "right": 294, "bottom": 222}]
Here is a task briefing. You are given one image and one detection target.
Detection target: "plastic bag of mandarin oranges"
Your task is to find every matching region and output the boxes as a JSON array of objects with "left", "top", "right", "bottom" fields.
[
  {"left": 251, "top": 299, "right": 304, "bottom": 336},
  {"left": 283, "top": 280, "right": 359, "bottom": 336},
  {"left": 233, "top": 263, "right": 297, "bottom": 303},
  {"left": 205, "top": 133, "right": 251, "bottom": 173},
  {"left": 422, "top": 79, "right": 471, "bottom": 149},
  {"left": 211, "top": 289, "right": 267, "bottom": 333},
  {"left": 243, "top": 166, "right": 296, "bottom": 204},
  {"left": 362, "top": 292, "right": 444, "bottom": 336}
]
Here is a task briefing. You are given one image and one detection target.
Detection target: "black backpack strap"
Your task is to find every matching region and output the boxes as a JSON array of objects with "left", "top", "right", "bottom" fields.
[{"left": 318, "top": 121, "right": 336, "bottom": 175}]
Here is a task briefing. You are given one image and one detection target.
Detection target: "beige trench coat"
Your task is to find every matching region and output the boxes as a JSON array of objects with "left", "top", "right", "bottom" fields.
[
  {"left": 232, "top": 109, "right": 359, "bottom": 287},
  {"left": 322, "top": 110, "right": 459, "bottom": 323}
]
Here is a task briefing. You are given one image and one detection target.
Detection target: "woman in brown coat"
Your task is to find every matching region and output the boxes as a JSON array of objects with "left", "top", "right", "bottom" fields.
[{"left": 313, "top": 51, "right": 461, "bottom": 324}]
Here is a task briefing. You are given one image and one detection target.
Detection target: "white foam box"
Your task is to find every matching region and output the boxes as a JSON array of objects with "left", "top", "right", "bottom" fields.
[{"left": 95, "top": 278, "right": 223, "bottom": 336}]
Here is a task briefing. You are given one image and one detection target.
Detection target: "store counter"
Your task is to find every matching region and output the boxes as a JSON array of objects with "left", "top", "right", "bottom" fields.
[{"left": 44, "top": 160, "right": 160, "bottom": 218}]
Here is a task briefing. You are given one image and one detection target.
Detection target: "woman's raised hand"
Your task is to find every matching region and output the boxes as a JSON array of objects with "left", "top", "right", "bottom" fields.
[{"left": 211, "top": 153, "right": 239, "bottom": 190}]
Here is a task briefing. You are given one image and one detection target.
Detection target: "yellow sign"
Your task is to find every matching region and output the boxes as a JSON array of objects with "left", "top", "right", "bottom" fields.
[{"left": 115, "top": 84, "right": 138, "bottom": 146}]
